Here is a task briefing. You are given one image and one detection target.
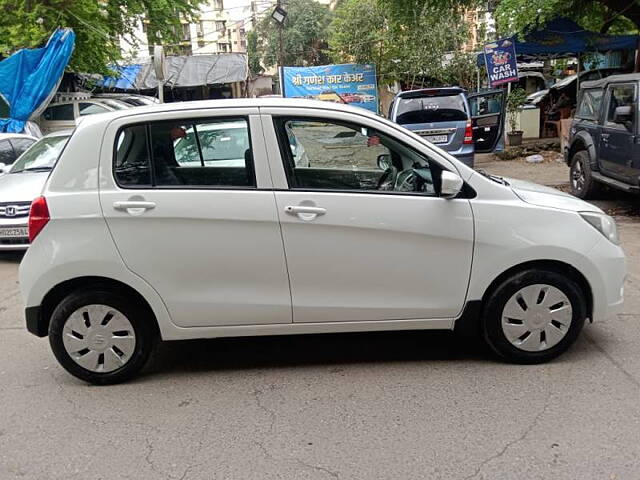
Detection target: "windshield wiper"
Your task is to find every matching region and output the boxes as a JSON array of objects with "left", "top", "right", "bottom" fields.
[{"left": 476, "top": 169, "right": 509, "bottom": 185}]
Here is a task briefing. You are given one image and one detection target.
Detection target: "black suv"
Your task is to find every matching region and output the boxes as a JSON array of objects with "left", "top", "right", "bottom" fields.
[{"left": 566, "top": 73, "right": 640, "bottom": 198}]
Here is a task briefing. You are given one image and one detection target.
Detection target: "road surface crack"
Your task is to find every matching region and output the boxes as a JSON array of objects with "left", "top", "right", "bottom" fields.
[
  {"left": 463, "top": 393, "right": 551, "bottom": 480},
  {"left": 584, "top": 332, "right": 640, "bottom": 389}
]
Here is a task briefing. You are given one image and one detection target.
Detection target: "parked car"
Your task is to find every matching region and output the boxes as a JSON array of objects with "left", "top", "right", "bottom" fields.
[
  {"left": 0, "top": 133, "right": 38, "bottom": 175},
  {"left": 38, "top": 98, "right": 130, "bottom": 134},
  {"left": 566, "top": 73, "right": 640, "bottom": 198},
  {"left": 20, "top": 99, "right": 625, "bottom": 384},
  {"left": 317, "top": 90, "right": 346, "bottom": 103},
  {"left": 388, "top": 87, "right": 505, "bottom": 167},
  {"left": 0, "top": 131, "right": 70, "bottom": 250},
  {"left": 525, "top": 89, "right": 549, "bottom": 106}
]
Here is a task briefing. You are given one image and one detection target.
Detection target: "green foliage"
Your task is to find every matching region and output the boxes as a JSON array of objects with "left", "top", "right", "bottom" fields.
[
  {"left": 254, "top": 0, "right": 334, "bottom": 69},
  {"left": 329, "top": 0, "right": 478, "bottom": 87},
  {"left": 506, "top": 87, "right": 527, "bottom": 132},
  {"left": 246, "top": 30, "right": 263, "bottom": 76},
  {"left": 0, "top": 0, "right": 203, "bottom": 74},
  {"left": 495, "top": 0, "right": 637, "bottom": 36}
]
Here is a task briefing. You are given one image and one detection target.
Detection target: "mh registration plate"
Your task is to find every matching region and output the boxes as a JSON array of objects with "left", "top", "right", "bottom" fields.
[
  {"left": 426, "top": 135, "right": 447, "bottom": 144},
  {"left": 0, "top": 227, "right": 28, "bottom": 238}
]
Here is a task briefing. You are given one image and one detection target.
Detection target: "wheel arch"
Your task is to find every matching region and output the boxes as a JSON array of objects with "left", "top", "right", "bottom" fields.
[
  {"left": 40, "top": 276, "right": 160, "bottom": 338},
  {"left": 455, "top": 260, "right": 593, "bottom": 336},
  {"left": 568, "top": 132, "right": 597, "bottom": 170}
]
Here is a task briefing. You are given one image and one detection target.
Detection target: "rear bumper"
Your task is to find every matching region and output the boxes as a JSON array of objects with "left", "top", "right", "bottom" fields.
[
  {"left": 25, "top": 305, "right": 47, "bottom": 337},
  {"left": 448, "top": 145, "right": 475, "bottom": 168}
]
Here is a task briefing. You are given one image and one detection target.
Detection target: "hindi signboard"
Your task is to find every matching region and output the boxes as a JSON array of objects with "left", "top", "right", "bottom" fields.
[
  {"left": 282, "top": 63, "right": 378, "bottom": 113},
  {"left": 483, "top": 38, "right": 519, "bottom": 88}
]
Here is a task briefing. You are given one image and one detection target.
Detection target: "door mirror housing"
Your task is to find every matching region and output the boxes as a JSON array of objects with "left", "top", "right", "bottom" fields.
[
  {"left": 613, "top": 105, "right": 633, "bottom": 127},
  {"left": 377, "top": 153, "right": 391, "bottom": 171},
  {"left": 440, "top": 170, "right": 464, "bottom": 198}
]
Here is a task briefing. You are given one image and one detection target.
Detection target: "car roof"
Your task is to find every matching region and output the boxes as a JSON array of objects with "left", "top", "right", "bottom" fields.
[
  {"left": 581, "top": 72, "right": 640, "bottom": 89},
  {"left": 395, "top": 87, "right": 465, "bottom": 99},
  {"left": 43, "top": 129, "right": 73, "bottom": 138},
  {"left": 0, "top": 133, "right": 38, "bottom": 140},
  {"left": 73, "top": 98, "right": 387, "bottom": 129}
]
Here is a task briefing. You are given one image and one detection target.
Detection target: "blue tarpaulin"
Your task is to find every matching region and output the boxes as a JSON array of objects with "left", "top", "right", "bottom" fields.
[
  {"left": 101, "top": 64, "right": 143, "bottom": 90},
  {"left": 0, "top": 28, "right": 75, "bottom": 133},
  {"left": 477, "top": 18, "right": 639, "bottom": 66}
]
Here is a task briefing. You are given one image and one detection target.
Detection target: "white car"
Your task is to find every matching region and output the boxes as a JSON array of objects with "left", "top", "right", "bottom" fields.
[
  {"left": 0, "top": 133, "right": 38, "bottom": 175},
  {"left": 0, "top": 131, "right": 70, "bottom": 250},
  {"left": 19, "top": 99, "right": 626, "bottom": 384}
]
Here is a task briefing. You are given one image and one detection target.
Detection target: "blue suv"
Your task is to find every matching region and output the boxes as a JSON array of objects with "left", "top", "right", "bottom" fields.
[{"left": 388, "top": 87, "right": 504, "bottom": 167}]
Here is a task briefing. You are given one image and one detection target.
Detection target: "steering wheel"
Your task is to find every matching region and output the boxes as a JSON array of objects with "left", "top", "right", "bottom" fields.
[{"left": 376, "top": 166, "right": 398, "bottom": 191}]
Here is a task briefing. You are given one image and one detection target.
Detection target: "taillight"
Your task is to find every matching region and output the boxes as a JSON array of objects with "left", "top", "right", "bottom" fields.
[
  {"left": 28, "top": 196, "right": 50, "bottom": 243},
  {"left": 463, "top": 120, "right": 473, "bottom": 144}
]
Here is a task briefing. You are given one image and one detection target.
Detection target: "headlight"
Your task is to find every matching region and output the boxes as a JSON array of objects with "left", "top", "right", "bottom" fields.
[{"left": 579, "top": 211, "right": 619, "bottom": 245}]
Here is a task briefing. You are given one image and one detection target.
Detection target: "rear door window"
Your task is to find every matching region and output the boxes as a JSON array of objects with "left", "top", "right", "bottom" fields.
[{"left": 395, "top": 95, "right": 468, "bottom": 123}]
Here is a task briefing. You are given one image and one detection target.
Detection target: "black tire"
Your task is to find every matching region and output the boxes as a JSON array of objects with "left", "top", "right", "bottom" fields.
[
  {"left": 49, "top": 288, "right": 157, "bottom": 385},
  {"left": 570, "top": 150, "right": 601, "bottom": 199},
  {"left": 483, "top": 269, "right": 587, "bottom": 364}
]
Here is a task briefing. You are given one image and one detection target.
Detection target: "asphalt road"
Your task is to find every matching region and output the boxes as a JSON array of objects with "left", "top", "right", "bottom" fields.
[{"left": 1, "top": 201, "right": 639, "bottom": 479}]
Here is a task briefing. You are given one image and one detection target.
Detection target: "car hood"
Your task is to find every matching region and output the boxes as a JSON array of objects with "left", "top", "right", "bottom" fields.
[
  {"left": 0, "top": 172, "right": 49, "bottom": 203},
  {"left": 507, "top": 177, "right": 602, "bottom": 213}
]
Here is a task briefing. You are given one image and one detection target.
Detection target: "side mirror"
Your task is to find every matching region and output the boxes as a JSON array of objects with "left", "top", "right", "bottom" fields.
[
  {"left": 613, "top": 105, "right": 633, "bottom": 126},
  {"left": 377, "top": 154, "right": 391, "bottom": 171},
  {"left": 440, "top": 170, "right": 464, "bottom": 198}
]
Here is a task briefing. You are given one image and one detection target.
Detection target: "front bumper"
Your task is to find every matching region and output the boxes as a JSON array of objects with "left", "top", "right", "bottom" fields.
[
  {"left": 0, "top": 218, "right": 29, "bottom": 251},
  {"left": 578, "top": 237, "right": 626, "bottom": 322}
]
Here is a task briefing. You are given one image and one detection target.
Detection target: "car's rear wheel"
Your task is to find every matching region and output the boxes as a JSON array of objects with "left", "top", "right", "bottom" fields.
[
  {"left": 483, "top": 269, "right": 586, "bottom": 364},
  {"left": 49, "top": 288, "right": 156, "bottom": 384},
  {"left": 570, "top": 150, "right": 600, "bottom": 199}
]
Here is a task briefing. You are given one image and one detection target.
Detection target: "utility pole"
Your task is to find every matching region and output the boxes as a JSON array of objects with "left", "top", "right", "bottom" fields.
[{"left": 277, "top": 0, "right": 284, "bottom": 69}]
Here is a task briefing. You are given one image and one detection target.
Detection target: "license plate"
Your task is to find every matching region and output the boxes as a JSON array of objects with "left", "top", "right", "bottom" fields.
[
  {"left": 0, "top": 227, "right": 28, "bottom": 238},
  {"left": 425, "top": 135, "right": 447, "bottom": 143}
]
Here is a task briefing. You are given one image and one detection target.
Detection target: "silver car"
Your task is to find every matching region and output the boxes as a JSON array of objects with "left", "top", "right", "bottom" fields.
[{"left": 0, "top": 131, "right": 70, "bottom": 250}]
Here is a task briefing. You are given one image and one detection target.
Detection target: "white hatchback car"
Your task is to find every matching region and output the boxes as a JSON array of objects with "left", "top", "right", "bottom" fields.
[{"left": 19, "top": 99, "right": 626, "bottom": 384}]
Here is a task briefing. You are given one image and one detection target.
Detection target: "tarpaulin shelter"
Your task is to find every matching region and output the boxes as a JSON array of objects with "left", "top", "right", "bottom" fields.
[
  {"left": 0, "top": 28, "right": 75, "bottom": 134},
  {"left": 100, "top": 54, "right": 248, "bottom": 90},
  {"left": 477, "top": 18, "right": 639, "bottom": 66}
]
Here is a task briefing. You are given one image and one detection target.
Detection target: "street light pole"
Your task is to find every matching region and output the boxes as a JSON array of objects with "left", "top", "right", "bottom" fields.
[{"left": 271, "top": 2, "right": 288, "bottom": 95}]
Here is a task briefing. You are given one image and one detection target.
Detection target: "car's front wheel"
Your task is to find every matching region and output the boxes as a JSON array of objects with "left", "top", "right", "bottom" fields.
[
  {"left": 483, "top": 269, "right": 586, "bottom": 364},
  {"left": 49, "top": 288, "right": 157, "bottom": 384},
  {"left": 570, "top": 150, "right": 600, "bottom": 199}
]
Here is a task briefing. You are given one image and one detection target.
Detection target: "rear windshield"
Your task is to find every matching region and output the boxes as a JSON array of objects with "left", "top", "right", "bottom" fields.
[
  {"left": 10, "top": 135, "right": 69, "bottom": 173},
  {"left": 395, "top": 94, "right": 468, "bottom": 124}
]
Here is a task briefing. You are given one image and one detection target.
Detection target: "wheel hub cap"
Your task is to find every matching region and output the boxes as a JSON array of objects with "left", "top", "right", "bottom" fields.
[
  {"left": 501, "top": 284, "right": 572, "bottom": 352},
  {"left": 62, "top": 304, "right": 136, "bottom": 373}
]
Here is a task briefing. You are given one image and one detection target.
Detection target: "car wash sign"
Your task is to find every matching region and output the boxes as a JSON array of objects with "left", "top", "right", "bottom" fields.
[
  {"left": 282, "top": 64, "right": 378, "bottom": 113},
  {"left": 483, "top": 38, "right": 518, "bottom": 88}
]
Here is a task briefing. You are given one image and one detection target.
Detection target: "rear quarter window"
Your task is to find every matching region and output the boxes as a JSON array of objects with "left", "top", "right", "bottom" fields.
[
  {"left": 576, "top": 89, "right": 603, "bottom": 119},
  {"left": 395, "top": 95, "right": 468, "bottom": 124}
]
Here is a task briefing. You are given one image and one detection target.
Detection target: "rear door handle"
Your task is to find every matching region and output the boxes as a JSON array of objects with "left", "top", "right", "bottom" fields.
[
  {"left": 113, "top": 200, "right": 156, "bottom": 213},
  {"left": 284, "top": 205, "right": 327, "bottom": 215}
]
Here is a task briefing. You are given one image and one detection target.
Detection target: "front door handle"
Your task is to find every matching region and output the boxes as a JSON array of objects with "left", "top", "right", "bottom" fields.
[{"left": 284, "top": 205, "right": 327, "bottom": 215}]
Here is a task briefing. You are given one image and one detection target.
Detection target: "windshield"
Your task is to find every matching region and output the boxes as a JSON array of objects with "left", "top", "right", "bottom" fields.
[
  {"left": 10, "top": 135, "right": 69, "bottom": 173},
  {"left": 395, "top": 94, "right": 468, "bottom": 124}
]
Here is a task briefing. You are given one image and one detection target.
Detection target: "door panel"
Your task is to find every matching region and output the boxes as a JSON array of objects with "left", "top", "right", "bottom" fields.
[
  {"left": 468, "top": 90, "right": 505, "bottom": 153},
  {"left": 100, "top": 111, "right": 292, "bottom": 328},
  {"left": 599, "top": 83, "right": 637, "bottom": 180},
  {"left": 268, "top": 115, "right": 474, "bottom": 323},
  {"left": 275, "top": 191, "right": 474, "bottom": 322}
]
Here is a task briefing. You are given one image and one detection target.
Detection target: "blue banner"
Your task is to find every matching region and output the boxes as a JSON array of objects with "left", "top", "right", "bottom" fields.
[
  {"left": 483, "top": 38, "right": 518, "bottom": 88},
  {"left": 282, "top": 63, "right": 378, "bottom": 113}
]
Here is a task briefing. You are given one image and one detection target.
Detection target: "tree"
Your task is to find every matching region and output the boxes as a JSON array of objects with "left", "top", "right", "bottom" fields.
[
  {"left": 0, "top": 0, "right": 203, "bottom": 74},
  {"left": 329, "top": 0, "right": 476, "bottom": 88},
  {"left": 495, "top": 0, "right": 637, "bottom": 35},
  {"left": 253, "top": 0, "right": 333, "bottom": 69},
  {"left": 246, "top": 30, "right": 263, "bottom": 76}
]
